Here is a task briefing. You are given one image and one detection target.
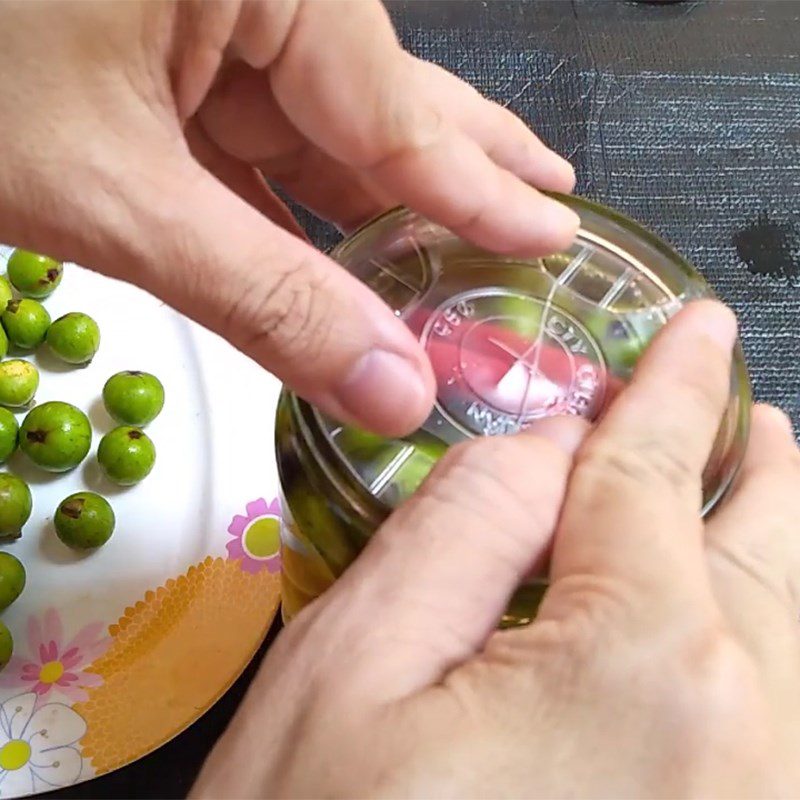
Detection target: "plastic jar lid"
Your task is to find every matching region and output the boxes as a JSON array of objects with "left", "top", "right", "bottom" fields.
[{"left": 308, "top": 194, "right": 750, "bottom": 516}]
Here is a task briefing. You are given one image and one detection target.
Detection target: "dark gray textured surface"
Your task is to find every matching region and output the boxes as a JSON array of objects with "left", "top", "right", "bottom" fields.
[
  {"left": 386, "top": 0, "right": 800, "bottom": 419},
  {"left": 48, "top": 2, "right": 800, "bottom": 798}
]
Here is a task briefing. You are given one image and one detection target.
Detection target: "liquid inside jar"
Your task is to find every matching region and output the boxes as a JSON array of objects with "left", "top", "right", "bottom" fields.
[
  {"left": 278, "top": 201, "right": 750, "bottom": 626},
  {"left": 322, "top": 235, "right": 742, "bottom": 513}
]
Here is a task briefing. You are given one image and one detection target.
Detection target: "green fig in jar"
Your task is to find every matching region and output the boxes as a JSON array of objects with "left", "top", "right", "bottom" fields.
[
  {"left": 333, "top": 426, "right": 446, "bottom": 507},
  {"left": 276, "top": 200, "right": 752, "bottom": 628},
  {"left": 583, "top": 310, "right": 648, "bottom": 373}
]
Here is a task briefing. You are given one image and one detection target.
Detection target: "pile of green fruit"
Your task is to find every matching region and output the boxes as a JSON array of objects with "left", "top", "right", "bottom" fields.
[{"left": 0, "top": 248, "right": 165, "bottom": 670}]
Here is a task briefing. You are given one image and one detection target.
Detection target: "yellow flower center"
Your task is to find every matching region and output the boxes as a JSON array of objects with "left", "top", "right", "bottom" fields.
[
  {"left": 0, "top": 739, "right": 31, "bottom": 771},
  {"left": 243, "top": 517, "right": 280, "bottom": 560},
  {"left": 39, "top": 660, "right": 64, "bottom": 684}
]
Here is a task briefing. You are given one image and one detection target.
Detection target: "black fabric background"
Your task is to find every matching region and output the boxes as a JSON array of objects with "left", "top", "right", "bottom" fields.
[{"left": 48, "top": 2, "right": 800, "bottom": 797}]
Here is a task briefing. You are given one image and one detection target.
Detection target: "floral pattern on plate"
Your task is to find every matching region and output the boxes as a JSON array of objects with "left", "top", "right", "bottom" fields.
[
  {"left": 226, "top": 498, "right": 282, "bottom": 574},
  {"left": 0, "top": 691, "right": 89, "bottom": 795},
  {"left": 0, "top": 610, "right": 108, "bottom": 706}
]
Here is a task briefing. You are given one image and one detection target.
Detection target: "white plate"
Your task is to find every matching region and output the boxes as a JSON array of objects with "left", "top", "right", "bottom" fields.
[{"left": 0, "top": 248, "right": 282, "bottom": 797}]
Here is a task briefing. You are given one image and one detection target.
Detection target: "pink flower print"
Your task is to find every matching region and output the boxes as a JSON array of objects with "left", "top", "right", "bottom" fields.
[
  {"left": 0, "top": 608, "right": 109, "bottom": 705},
  {"left": 226, "top": 498, "right": 282, "bottom": 575}
]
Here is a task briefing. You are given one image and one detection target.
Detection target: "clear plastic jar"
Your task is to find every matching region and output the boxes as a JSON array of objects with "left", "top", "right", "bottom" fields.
[{"left": 276, "top": 195, "right": 751, "bottom": 626}]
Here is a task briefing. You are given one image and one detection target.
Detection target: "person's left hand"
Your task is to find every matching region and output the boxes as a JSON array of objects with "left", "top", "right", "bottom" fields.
[{"left": 0, "top": 0, "right": 577, "bottom": 437}]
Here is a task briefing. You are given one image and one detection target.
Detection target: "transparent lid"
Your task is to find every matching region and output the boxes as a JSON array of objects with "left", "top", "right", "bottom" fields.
[{"left": 312, "top": 196, "right": 748, "bottom": 513}]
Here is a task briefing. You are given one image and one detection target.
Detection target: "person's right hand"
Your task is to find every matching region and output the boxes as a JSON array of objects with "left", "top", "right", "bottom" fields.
[
  {"left": 192, "top": 300, "right": 800, "bottom": 798},
  {"left": 0, "top": 0, "right": 577, "bottom": 437}
]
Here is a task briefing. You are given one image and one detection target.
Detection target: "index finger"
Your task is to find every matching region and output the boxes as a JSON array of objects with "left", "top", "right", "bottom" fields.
[
  {"left": 267, "top": 0, "right": 580, "bottom": 255},
  {"left": 548, "top": 300, "right": 738, "bottom": 606}
]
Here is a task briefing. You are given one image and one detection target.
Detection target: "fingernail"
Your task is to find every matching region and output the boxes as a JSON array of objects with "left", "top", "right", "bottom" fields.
[
  {"left": 523, "top": 415, "right": 590, "bottom": 456},
  {"left": 335, "top": 349, "right": 431, "bottom": 436}
]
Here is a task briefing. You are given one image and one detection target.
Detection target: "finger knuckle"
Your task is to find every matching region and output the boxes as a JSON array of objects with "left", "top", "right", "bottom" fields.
[
  {"left": 670, "top": 626, "right": 762, "bottom": 729},
  {"left": 576, "top": 437, "right": 698, "bottom": 499},
  {"left": 482, "top": 107, "right": 529, "bottom": 157},
  {"left": 636, "top": 624, "right": 754, "bottom": 719},
  {"left": 604, "top": 624, "right": 769, "bottom": 776},
  {"left": 678, "top": 625, "right": 750, "bottom": 690},
  {"left": 226, "top": 258, "right": 334, "bottom": 365},
  {"left": 539, "top": 573, "right": 633, "bottom": 644},
  {"left": 395, "top": 435, "right": 565, "bottom": 564},
  {"left": 361, "top": 94, "right": 447, "bottom": 171},
  {"left": 421, "top": 437, "right": 522, "bottom": 515},
  {"left": 431, "top": 435, "right": 565, "bottom": 522}
]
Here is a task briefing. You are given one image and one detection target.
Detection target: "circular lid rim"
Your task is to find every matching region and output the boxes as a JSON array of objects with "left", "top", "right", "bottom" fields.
[{"left": 294, "top": 194, "right": 748, "bottom": 522}]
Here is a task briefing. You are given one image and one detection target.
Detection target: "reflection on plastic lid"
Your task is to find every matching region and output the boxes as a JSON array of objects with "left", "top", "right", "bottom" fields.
[{"left": 312, "top": 196, "right": 749, "bottom": 516}]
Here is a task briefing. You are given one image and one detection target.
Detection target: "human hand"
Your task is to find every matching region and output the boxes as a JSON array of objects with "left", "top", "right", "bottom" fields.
[
  {"left": 0, "top": 0, "right": 577, "bottom": 437},
  {"left": 191, "top": 300, "right": 800, "bottom": 799}
]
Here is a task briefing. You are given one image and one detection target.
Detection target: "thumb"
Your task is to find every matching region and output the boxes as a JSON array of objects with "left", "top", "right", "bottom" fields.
[
  {"left": 79, "top": 153, "right": 436, "bottom": 437},
  {"left": 314, "top": 416, "right": 588, "bottom": 700}
]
